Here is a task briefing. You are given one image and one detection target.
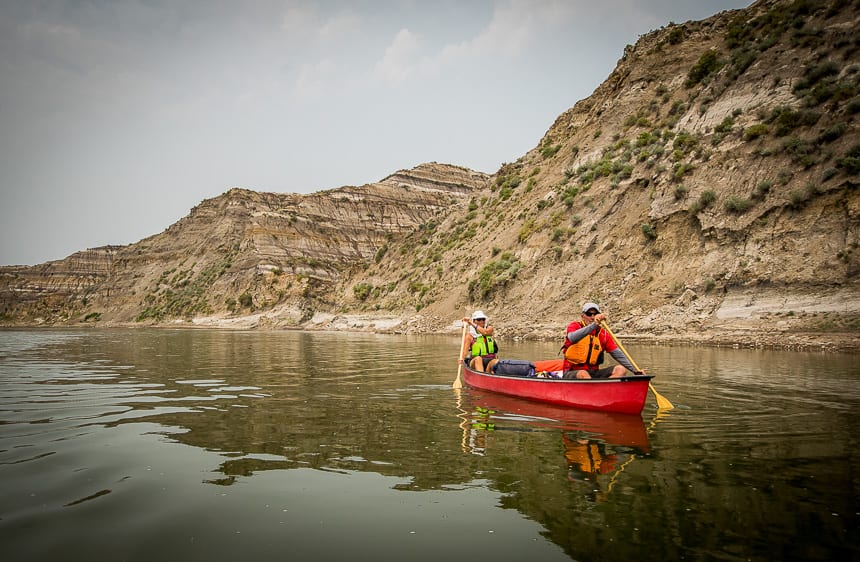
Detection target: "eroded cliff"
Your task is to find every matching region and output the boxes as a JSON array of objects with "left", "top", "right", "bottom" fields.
[{"left": 2, "top": 0, "right": 858, "bottom": 351}]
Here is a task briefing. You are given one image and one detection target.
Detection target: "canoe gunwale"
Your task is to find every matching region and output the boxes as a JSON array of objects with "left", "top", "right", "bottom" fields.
[{"left": 460, "top": 362, "right": 653, "bottom": 414}]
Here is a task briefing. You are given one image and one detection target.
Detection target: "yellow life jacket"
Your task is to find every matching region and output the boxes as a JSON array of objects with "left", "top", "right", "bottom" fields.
[
  {"left": 471, "top": 335, "right": 498, "bottom": 357},
  {"left": 563, "top": 332, "right": 603, "bottom": 366}
]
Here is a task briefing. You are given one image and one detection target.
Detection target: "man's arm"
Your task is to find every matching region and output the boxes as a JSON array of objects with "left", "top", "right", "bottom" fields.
[
  {"left": 608, "top": 348, "right": 637, "bottom": 373},
  {"left": 567, "top": 323, "right": 597, "bottom": 344}
]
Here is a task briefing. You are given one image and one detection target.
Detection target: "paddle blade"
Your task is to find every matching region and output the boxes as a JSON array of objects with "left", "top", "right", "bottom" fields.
[
  {"left": 453, "top": 364, "right": 463, "bottom": 389},
  {"left": 650, "top": 383, "right": 674, "bottom": 410}
]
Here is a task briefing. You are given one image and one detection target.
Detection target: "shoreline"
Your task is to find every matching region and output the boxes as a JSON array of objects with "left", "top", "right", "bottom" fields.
[{"left": 3, "top": 316, "right": 858, "bottom": 354}]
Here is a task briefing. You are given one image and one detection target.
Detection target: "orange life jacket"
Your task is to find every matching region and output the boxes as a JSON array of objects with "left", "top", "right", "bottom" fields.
[{"left": 563, "top": 328, "right": 603, "bottom": 367}]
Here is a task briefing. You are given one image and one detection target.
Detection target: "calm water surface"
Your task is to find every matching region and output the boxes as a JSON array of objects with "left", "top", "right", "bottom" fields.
[{"left": 0, "top": 329, "right": 857, "bottom": 561}]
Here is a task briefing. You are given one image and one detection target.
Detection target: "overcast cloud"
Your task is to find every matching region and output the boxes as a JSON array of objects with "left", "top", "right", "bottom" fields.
[{"left": 0, "top": 0, "right": 750, "bottom": 265}]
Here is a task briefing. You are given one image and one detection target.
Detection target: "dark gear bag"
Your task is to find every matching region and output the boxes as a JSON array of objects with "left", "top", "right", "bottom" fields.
[{"left": 493, "top": 359, "right": 536, "bottom": 377}]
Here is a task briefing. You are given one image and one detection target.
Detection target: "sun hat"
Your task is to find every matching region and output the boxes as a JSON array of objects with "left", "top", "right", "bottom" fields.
[
  {"left": 471, "top": 310, "right": 487, "bottom": 321},
  {"left": 581, "top": 302, "right": 601, "bottom": 314}
]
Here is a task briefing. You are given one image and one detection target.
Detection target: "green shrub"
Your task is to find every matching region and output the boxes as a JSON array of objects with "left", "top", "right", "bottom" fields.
[
  {"left": 818, "top": 123, "right": 847, "bottom": 144},
  {"left": 468, "top": 253, "right": 522, "bottom": 299},
  {"left": 729, "top": 48, "right": 757, "bottom": 78},
  {"left": 686, "top": 49, "right": 724, "bottom": 87},
  {"left": 540, "top": 144, "right": 562, "bottom": 159},
  {"left": 238, "top": 292, "right": 253, "bottom": 308},
  {"left": 714, "top": 116, "right": 735, "bottom": 133},
  {"left": 836, "top": 144, "right": 860, "bottom": 175},
  {"left": 724, "top": 196, "right": 753, "bottom": 214},
  {"left": 690, "top": 190, "right": 717, "bottom": 214},
  {"left": 673, "top": 162, "right": 695, "bottom": 181},
  {"left": 743, "top": 123, "right": 769, "bottom": 140},
  {"left": 640, "top": 223, "right": 657, "bottom": 240},
  {"left": 353, "top": 282, "right": 373, "bottom": 301},
  {"left": 782, "top": 136, "right": 818, "bottom": 167},
  {"left": 374, "top": 244, "right": 388, "bottom": 263},
  {"left": 768, "top": 106, "right": 821, "bottom": 136},
  {"left": 793, "top": 61, "right": 840, "bottom": 93},
  {"left": 753, "top": 180, "right": 772, "bottom": 199},
  {"left": 668, "top": 100, "right": 686, "bottom": 116},
  {"left": 517, "top": 219, "right": 535, "bottom": 244},
  {"left": 673, "top": 131, "right": 699, "bottom": 153}
]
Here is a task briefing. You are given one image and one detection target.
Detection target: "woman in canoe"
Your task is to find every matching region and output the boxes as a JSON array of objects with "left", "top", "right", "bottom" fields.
[{"left": 462, "top": 310, "right": 499, "bottom": 373}]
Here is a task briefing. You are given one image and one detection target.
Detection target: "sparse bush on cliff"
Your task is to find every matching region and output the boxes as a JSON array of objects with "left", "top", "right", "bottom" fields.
[
  {"left": 689, "top": 190, "right": 717, "bottom": 214},
  {"left": 375, "top": 244, "right": 388, "bottom": 263},
  {"left": 753, "top": 181, "right": 772, "bottom": 200},
  {"left": 724, "top": 196, "right": 753, "bottom": 214},
  {"left": 836, "top": 144, "right": 860, "bottom": 175},
  {"left": 817, "top": 123, "right": 846, "bottom": 144},
  {"left": 641, "top": 223, "right": 657, "bottom": 240},
  {"left": 768, "top": 106, "right": 821, "bottom": 136},
  {"left": 743, "top": 123, "right": 769, "bottom": 141},
  {"left": 468, "top": 252, "right": 521, "bottom": 300},
  {"left": 540, "top": 144, "right": 561, "bottom": 159},
  {"left": 518, "top": 219, "right": 535, "bottom": 244},
  {"left": 685, "top": 49, "right": 724, "bottom": 87},
  {"left": 353, "top": 282, "right": 373, "bottom": 301}
]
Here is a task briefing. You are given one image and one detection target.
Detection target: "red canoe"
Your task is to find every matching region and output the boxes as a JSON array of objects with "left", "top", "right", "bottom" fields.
[{"left": 461, "top": 359, "right": 654, "bottom": 415}]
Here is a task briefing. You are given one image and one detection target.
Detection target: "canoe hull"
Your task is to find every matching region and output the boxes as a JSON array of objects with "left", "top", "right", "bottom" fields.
[{"left": 461, "top": 363, "right": 653, "bottom": 415}]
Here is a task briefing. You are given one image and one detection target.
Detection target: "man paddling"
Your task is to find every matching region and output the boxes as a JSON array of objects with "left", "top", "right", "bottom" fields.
[{"left": 562, "top": 302, "right": 644, "bottom": 379}]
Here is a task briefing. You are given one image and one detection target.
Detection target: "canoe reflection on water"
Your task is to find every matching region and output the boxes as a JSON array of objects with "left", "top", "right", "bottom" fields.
[{"left": 458, "top": 389, "right": 652, "bottom": 502}]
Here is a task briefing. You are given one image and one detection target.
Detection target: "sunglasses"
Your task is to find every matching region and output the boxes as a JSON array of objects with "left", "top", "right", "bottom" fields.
[
  {"left": 583, "top": 311, "right": 598, "bottom": 317},
  {"left": 475, "top": 318, "right": 486, "bottom": 322}
]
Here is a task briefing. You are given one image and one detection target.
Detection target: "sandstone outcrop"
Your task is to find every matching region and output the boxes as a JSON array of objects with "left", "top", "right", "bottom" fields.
[{"left": 0, "top": 163, "right": 488, "bottom": 326}]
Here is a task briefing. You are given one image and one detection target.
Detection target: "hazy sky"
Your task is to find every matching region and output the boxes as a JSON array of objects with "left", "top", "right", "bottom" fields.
[{"left": 0, "top": 0, "right": 751, "bottom": 265}]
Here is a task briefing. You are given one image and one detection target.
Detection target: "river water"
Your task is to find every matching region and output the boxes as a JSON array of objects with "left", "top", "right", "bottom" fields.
[{"left": 0, "top": 328, "right": 857, "bottom": 561}]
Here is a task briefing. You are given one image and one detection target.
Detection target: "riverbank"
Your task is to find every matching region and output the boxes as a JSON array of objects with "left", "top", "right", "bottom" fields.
[
  {"left": 5, "top": 308, "right": 858, "bottom": 353},
  {"left": 40, "top": 315, "right": 855, "bottom": 354}
]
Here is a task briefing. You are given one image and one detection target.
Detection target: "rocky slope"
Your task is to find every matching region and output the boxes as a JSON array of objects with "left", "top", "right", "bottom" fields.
[
  {"left": 2, "top": 0, "right": 859, "bottom": 352},
  {"left": 337, "top": 0, "right": 860, "bottom": 351}
]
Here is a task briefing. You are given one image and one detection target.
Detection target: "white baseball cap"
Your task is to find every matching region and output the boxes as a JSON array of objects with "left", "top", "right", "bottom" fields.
[
  {"left": 581, "top": 302, "right": 601, "bottom": 314},
  {"left": 471, "top": 310, "right": 487, "bottom": 321}
]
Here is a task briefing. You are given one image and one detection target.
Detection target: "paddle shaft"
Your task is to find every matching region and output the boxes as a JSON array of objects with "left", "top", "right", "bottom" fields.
[
  {"left": 597, "top": 321, "right": 642, "bottom": 372},
  {"left": 453, "top": 322, "right": 469, "bottom": 389}
]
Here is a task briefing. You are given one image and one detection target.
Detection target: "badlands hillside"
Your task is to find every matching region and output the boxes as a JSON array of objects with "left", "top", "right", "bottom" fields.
[{"left": 2, "top": 0, "right": 859, "bottom": 351}]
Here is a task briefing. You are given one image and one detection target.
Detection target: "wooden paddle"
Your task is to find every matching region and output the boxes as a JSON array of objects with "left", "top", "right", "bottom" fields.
[
  {"left": 598, "top": 321, "right": 674, "bottom": 410},
  {"left": 453, "top": 321, "right": 469, "bottom": 389}
]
